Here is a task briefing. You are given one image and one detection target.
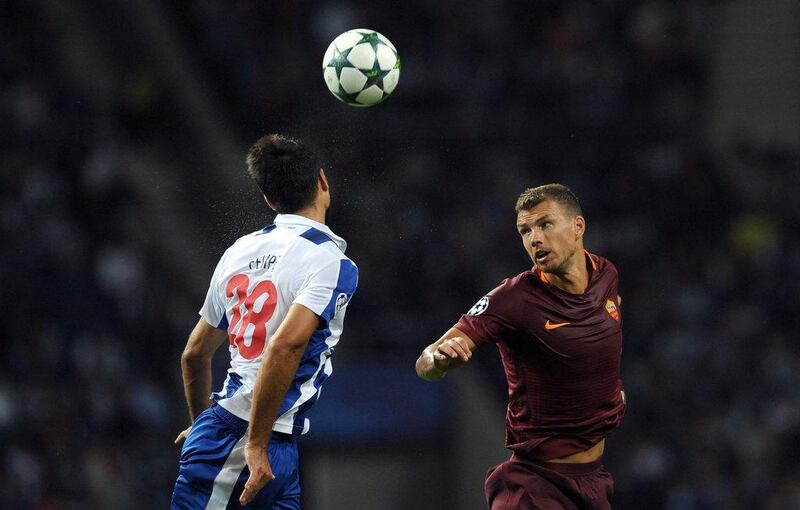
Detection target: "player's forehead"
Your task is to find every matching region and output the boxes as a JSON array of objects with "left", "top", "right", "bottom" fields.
[{"left": 516, "top": 200, "right": 565, "bottom": 226}]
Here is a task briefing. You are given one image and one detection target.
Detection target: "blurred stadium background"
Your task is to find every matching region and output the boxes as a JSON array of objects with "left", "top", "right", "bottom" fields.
[{"left": 2, "top": 1, "right": 799, "bottom": 508}]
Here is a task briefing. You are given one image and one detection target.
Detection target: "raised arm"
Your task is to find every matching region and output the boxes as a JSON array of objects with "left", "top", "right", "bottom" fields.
[{"left": 416, "top": 327, "right": 478, "bottom": 382}]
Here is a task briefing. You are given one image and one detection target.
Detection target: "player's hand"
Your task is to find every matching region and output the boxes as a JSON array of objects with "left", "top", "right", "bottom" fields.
[
  {"left": 174, "top": 425, "right": 192, "bottom": 446},
  {"left": 239, "top": 443, "right": 275, "bottom": 506},
  {"left": 434, "top": 336, "right": 472, "bottom": 370}
]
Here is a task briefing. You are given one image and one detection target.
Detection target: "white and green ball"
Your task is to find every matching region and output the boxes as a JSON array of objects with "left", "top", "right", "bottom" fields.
[{"left": 322, "top": 29, "right": 400, "bottom": 107}]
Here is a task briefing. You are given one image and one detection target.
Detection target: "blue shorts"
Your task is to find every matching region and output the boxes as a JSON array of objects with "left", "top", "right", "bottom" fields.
[{"left": 171, "top": 405, "right": 301, "bottom": 510}]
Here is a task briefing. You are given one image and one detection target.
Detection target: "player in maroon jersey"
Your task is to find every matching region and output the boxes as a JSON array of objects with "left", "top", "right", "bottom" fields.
[{"left": 416, "top": 184, "right": 626, "bottom": 509}]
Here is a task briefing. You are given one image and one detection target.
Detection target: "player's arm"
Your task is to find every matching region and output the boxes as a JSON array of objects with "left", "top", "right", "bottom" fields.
[
  {"left": 247, "top": 303, "right": 320, "bottom": 446},
  {"left": 239, "top": 303, "right": 322, "bottom": 506},
  {"left": 174, "top": 318, "right": 229, "bottom": 445},
  {"left": 181, "top": 318, "right": 229, "bottom": 421},
  {"left": 416, "top": 327, "right": 478, "bottom": 382}
]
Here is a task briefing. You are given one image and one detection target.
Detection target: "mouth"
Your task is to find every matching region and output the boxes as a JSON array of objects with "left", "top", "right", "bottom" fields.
[{"left": 534, "top": 250, "right": 551, "bottom": 264}]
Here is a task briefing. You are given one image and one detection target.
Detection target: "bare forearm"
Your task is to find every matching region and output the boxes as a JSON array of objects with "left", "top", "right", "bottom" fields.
[
  {"left": 182, "top": 355, "right": 213, "bottom": 422},
  {"left": 247, "top": 341, "right": 306, "bottom": 447}
]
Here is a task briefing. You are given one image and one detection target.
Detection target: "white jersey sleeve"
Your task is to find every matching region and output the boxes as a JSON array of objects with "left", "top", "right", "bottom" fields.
[
  {"left": 293, "top": 258, "right": 359, "bottom": 325},
  {"left": 199, "top": 250, "right": 229, "bottom": 329}
]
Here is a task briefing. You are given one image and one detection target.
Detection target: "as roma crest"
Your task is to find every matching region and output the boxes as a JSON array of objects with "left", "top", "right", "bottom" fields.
[{"left": 605, "top": 299, "right": 620, "bottom": 322}]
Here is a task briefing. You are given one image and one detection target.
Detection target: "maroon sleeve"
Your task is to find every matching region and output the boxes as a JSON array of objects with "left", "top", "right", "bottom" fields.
[{"left": 453, "top": 278, "right": 519, "bottom": 346}]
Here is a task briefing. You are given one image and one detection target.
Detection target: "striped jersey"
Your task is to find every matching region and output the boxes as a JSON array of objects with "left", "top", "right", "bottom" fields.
[
  {"left": 454, "top": 251, "right": 625, "bottom": 460},
  {"left": 199, "top": 214, "right": 358, "bottom": 435}
]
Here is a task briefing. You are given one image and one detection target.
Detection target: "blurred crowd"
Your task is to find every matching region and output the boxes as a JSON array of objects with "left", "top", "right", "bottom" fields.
[
  {"left": 1, "top": 4, "right": 197, "bottom": 508},
  {"left": 3, "top": 1, "right": 799, "bottom": 509}
]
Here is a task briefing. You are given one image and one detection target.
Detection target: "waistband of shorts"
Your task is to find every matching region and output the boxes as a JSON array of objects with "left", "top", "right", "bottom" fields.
[
  {"left": 511, "top": 453, "right": 603, "bottom": 475},
  {"left": 211, "top": 404, "right": 294, "bottom": 442}
]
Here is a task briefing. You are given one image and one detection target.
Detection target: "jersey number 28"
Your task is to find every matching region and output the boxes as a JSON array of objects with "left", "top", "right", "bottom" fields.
[{"left": 225, "top": 274, "right": 277, "bottom": 359}]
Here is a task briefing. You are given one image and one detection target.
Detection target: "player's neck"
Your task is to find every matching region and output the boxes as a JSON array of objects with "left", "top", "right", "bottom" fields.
[
  {"left": 549, "top": 250, "right": 589, "bottom": 294},
  {"left": 291, "top": 204, "right": 327, "bottom": 226}
]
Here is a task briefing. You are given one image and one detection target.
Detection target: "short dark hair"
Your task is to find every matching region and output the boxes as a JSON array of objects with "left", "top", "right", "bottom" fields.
[
  {"left": 515, "top": 183, "right": 582, "bottom": 216},
  {"left": 245, "top": 134, "right": 322, "bottom": 214}
]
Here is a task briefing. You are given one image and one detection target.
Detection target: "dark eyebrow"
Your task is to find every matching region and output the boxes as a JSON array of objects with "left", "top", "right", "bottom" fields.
[{"left": 517, "top": 214, "right": 553, "bottom": 231}]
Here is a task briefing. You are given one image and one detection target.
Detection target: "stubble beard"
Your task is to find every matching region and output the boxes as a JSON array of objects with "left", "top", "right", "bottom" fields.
[{"left": 549, "top": 246, "right": 578, "bottom": 277}]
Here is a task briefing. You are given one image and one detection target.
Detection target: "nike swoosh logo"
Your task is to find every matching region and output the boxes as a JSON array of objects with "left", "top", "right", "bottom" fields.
[{"left": 545, "top": 320, "right": 571, "bottom": 330}]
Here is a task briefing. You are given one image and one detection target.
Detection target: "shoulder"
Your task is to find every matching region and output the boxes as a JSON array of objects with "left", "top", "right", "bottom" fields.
[
  {"left": 292, "top": 241, "right": 356, "bottom": 274},
  {"left": 490, "top": 271, "right": 529, "bottom": 296},
  {"left": 459, "top": 272, "right": 531, "bottom": 336},
  {"left": 294, "top": 227, "right": 350, "bottom": 260},
  {"left": 215, "top": 229, "right": 271, "bottom": 266},
  {"left": 591, "top": 253, "right": 619, "bottom": 278},
  {"left": 226, "top": 226, "right": 276, "bottom": 252},
  {"left": 288, "top": 236, "right": 358, "bottom": 285},
  {"left": 588, "top": 252, "right": 620, "bottom": 295},
  {"left": 479, "top": 271, "right": 532, "bottom": 308}
]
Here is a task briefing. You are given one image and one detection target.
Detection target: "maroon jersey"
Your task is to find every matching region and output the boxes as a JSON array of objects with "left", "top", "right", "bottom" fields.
[{"left": 454, "top": 251, "right": 625, "bottom": 461}]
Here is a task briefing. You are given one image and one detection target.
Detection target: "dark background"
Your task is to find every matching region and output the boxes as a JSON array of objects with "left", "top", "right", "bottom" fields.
[{"left": 2, "top": 1, "right": 799, "bottom": 508}]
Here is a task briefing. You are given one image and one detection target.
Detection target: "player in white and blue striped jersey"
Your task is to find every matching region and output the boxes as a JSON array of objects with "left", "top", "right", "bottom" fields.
[{"left": 171, "top": 134, "right": 358, "bottom": 509}]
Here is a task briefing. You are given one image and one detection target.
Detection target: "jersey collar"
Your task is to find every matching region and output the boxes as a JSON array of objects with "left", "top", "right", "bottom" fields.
[{"left": 274, "top": 214, "right": 347, "bottom": 252}]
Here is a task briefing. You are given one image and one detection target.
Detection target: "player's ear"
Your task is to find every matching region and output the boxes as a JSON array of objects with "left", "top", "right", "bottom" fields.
[
  {"left": 318, "top": 168, "right": 329, "bottom": 192},
  {"left": 574, "top": 215, "right": 586, "bottom": 239}
]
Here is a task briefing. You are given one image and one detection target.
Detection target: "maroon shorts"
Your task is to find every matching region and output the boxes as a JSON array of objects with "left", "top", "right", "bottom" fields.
[{"left": 485, "top": 454, "right": 614, "bottom": 510}]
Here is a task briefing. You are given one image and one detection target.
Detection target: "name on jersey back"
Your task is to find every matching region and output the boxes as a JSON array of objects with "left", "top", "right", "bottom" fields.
[{"left": 249, "top": 253, "right": 279, "bottom": 271}]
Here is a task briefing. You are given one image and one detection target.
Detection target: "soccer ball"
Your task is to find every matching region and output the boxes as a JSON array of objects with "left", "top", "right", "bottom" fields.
[{"left": 322, "top": 29, "right": 401, "bottom": 107}]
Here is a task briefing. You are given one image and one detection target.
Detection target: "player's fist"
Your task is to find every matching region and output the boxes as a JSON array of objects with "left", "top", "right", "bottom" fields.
[{"left": 434, "top": 336, "right": 473, "bottom": 369}]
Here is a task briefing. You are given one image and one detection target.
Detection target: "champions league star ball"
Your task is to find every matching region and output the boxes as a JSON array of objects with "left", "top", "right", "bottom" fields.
[{"left": 322, "top": 29, "right": 400, "bottom": 107}]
